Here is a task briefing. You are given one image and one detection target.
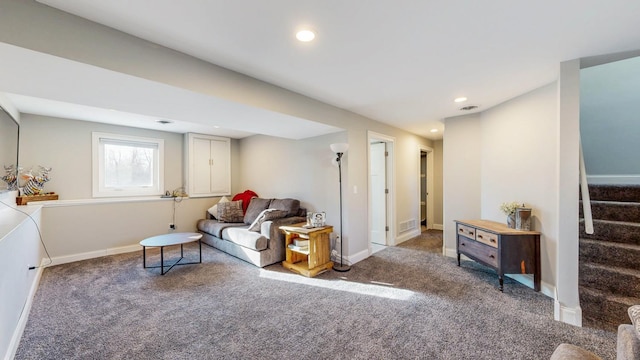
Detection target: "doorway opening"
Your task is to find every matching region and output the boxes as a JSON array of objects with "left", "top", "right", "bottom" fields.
[
  {"left": 368, "top": 131, "right": 395, "bottom": 255},
  {"left": 418, "top": 145, "right": 435, "bottom": 233}
]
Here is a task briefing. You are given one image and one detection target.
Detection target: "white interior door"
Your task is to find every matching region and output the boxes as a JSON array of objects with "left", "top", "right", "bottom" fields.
[{"left": 370, "top": 142, "right": 387, "bottom": 245}]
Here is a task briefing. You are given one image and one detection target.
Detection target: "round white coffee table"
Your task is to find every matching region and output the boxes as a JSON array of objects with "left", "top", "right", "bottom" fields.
[{"left": 140, "top": 232, "right": 203, "bottom": 275}]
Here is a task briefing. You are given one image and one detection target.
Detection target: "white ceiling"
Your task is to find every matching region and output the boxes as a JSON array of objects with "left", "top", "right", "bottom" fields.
[{"left": 21, "top": 0, "right": 640, "bottom": 140}]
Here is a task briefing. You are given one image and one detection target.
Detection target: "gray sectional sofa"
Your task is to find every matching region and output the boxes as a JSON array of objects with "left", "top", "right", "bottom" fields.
[{"left": 197, "top": 197, "right": 306, "bottom": 267}]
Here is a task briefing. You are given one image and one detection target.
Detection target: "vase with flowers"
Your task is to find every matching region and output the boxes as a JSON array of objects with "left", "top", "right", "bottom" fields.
[{"left": 499, "top": 201, "right": 520, "bottom": 229}]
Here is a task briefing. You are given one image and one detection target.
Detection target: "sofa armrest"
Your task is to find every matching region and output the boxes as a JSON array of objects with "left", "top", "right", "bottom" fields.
[
  {"left": 262, "top": 216, "right": 306, "bottom": 250},
  {"left": 617, "top": 324, "right": 640, "bottom": 360}
]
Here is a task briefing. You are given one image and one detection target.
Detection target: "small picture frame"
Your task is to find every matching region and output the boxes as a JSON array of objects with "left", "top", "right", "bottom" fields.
[{"left": 311, "top": 212, "right": 326, "bottom": 227}]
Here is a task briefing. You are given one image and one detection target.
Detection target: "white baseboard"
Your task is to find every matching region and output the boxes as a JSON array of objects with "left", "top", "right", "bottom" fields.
[
  {"left": 506, "top": 274, "right": 555, "bottom": 299},
  {"left": 431, "top": 224, "right": 443, "bottom": 230},
  {"left": 6, "top": 261, "right": 45, "bottom": 360},
  {"left": 394, "top": 229, "right": 421, "bottom": 245},
  {"left": 48, "top": 244, "right": 141, "bottom": 267},
  {"left": 555, "top": 300, "right": 582, "bottom": 327},
  {"left": 587, "top": 175, "right": 640, "bottom": 185},
  {"left": 444, "top": 247, "right": 457, "bottom": 258}
]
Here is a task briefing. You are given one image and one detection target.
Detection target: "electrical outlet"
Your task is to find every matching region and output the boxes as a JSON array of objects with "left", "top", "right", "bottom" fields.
[{"left": 169, "top": 223, "right": 175, "bottom": 230}]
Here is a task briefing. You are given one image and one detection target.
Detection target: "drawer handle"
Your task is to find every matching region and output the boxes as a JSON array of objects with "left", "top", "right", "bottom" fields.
[
  {"left": 458, "top": 228, "right": 463, "bottom": 232},
  {"left": 461, "top": 243, "right": 465, "bottom": 246},
  {"left": 489, "top": 255, "right": 495, "bottom": 259},
  {"left": 477, "top": 235, "right": 483, "bottom": 239},
  {"left": 490, "top": 239, "right": 496, "bottom": 243},
  {"left": 469, "top": 232, "right": 474, "bottom": 236}
]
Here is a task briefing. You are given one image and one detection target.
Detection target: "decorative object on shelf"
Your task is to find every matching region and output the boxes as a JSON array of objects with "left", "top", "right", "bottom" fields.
[
  {"left": 499, "top": 201, "right": 520, "bottom": 229},
  {"left": 21, "top": 166, "right": 52, "bottom": 196},
  {"left": 311, "top": 212, "right": 326, "bottom": 227},
  {"left": 330, "top": 142, "right": 350, "bottom": 272},
  {"left": 515, "top": 207, "right": 532, "bottom": 230},
  {"left": 1, "top": 165, "right": 18, "bottom": 191}
]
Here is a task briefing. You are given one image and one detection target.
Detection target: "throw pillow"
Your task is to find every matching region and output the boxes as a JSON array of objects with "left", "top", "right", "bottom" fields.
[
  {"left": 629, "top": 305, "right": 640, "bottom": 338},
  {"left": 217, "top": 200, "right": 244, "bottom": 223},
  {"left": 207, "top": 196, "right": 229, "bottom": 219},
  {"left": 244, "top": 197, "right": 272, "bottom": 224},
  {"left": 248, "top": 209, "right": 288, "bottom": 232},
  {"left": 269, "top": 198, "right": 300, "bottom": 217}
]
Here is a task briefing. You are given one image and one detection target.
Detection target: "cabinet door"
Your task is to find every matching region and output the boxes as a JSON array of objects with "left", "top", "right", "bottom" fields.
[
  {"left": 209, "top": 139, "right": 230, "bottom": 195},
  {"left": 192, "top": 137, "right": 213, "bottom": 195},
  {"left": 187, "top": 133, "right": 231, "bottom": 197}
]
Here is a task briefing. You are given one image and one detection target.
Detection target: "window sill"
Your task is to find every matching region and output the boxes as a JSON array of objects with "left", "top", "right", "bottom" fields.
[{"left": 38, "top": 196, "right": 185, "bottom": 208}]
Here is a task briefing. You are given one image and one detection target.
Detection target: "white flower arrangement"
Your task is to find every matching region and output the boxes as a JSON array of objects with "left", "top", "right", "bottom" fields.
[{"left": 499, "top": 201, "right": 521, "bottom": 216}]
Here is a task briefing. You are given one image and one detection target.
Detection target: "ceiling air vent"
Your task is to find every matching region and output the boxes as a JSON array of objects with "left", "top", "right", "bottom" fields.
[{"left": 459, "top": 105, "right": 479, "bottom": 111}]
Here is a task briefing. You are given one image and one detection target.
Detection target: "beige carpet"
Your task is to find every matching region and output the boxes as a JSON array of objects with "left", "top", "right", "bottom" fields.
[{"left": 15, "top": 230, "right": 616, "bottom": 359}]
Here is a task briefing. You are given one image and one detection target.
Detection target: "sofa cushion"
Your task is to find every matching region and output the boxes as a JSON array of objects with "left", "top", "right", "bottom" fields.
[
  {"left": 197, "top": 219, "right": 247, "bottom": 238},
  {"left": 207, "top": 196, "right": 229, "bottom": 219},
  {"left": 629, "top": 305, "right": 640, "bottom": 339},
  {"left": 223, "top": 226, "right": 268, "bottom": 251},
  {"left": 244, "top": 198, "right": 271, "bottom": 224},
  {"left": 217, "top": 200, "right": 244, "bottom": 223},
  {"left": 248, "top": 209, "right": 288, "bottom": 232},
  {"left": 269, "top": 198, "right": 300, "bottom": 217}
]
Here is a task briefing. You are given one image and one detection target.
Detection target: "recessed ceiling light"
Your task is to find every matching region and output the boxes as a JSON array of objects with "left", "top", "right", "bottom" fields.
[
  {"left": 454, "top": 97, "right": 467, "bottom": 103},
  {"left": 430, "top": 129, "right": 439, "bottom": 133},
  {"left": 459, "top": 105, "right": 479, "bottom": 111},
  {"left": 296, "top": 29, "right": 315, "bottom": 42},
  {"left": 156, "top": 119, "right": 173, "bottom": 124}
]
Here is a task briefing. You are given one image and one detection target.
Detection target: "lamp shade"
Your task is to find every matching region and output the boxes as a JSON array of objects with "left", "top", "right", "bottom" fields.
[{"left": 330, "top": 143, "right": 349, "bottom": 154}]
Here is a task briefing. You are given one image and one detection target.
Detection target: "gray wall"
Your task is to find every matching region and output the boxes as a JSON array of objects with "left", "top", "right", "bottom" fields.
[{"left": 580, "top": 56, "right": 640, "bottom": 182}]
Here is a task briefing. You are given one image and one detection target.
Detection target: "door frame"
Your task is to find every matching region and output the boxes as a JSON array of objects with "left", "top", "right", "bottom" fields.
[
  {"left": 367, "top": 131, "right": 396, "bottom": 251},
  {"left": 418, "top": 145, "right": 435, "bottom": 231}
]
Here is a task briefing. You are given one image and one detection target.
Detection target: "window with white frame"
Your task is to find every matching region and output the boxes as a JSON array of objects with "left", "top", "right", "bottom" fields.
[{"left": 92, "top": 132, "right": 164, "bottom": 197}]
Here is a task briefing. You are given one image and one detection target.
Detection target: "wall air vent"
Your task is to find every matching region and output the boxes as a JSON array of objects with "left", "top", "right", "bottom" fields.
[{"left": 459, "top": 105, "right": 479, "bottom": 111}]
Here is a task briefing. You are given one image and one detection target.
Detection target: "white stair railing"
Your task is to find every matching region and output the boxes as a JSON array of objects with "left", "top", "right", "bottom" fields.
[{"left": 579, "top": 140, "right": 594, "bottom": 234}]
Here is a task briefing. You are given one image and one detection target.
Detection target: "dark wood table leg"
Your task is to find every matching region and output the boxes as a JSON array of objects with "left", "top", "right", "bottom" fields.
[{"left": 160, "top": 246, "right": 165, "bottom": 275}]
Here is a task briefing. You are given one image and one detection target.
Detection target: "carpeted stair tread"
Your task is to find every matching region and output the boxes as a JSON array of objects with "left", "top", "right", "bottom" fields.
[
  {"left": 579, "top": 262, "right": 640, "bottom": 298},
  {"left": 579, "top": 219, "right": 640, "bottom": 246},
  {"left": 586, "top": 184, "right": 640, "bottom": 202},
  {"left": 579, "top": 286, "right": 637, "bottom": 332},
  {"left": 579, "top": 238, "right": 640, "bottom": 271},
  {"left": 580, "top": 200, "right": 640, "bottom": 223}
]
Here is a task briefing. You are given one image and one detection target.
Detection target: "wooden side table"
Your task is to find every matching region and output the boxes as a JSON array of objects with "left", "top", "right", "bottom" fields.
[{"left": 280, "top": 223, "right": 333, "bottom": 277}]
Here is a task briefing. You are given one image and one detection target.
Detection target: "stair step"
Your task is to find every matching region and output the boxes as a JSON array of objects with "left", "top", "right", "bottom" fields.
[
  {"left": 579, "top": 219, "right": 640, "bottom": 246},
  {"left": 579, "top": 262, "right": 640, "bottom": 298},
  {"left": 579, "top": 286, "right": 637, "bottom": 332},
  {"left": 586, "top": 184, "right": 640, "bottom": 202},
  {"left": 579, "top": 238, "right": 640, "bottom": 271},
  {"left": 580, "top": 200, "right": 640, "bottom": 223}
]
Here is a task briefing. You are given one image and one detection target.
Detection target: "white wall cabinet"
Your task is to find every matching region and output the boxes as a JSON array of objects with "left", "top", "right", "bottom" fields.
[{"left": 185, "top": 133, "right": 230, "bottom": 197}]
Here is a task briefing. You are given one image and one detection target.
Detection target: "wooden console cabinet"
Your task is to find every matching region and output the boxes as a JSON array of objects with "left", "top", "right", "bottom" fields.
[
  {"left": 280, "top": 223, "right": 333, "bottom": 277},
  {"left": 455, "top": 220, "right": 541, "bottom": 292}
]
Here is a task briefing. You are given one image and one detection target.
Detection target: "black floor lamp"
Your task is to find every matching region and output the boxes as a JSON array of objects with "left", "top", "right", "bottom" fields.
[{"left": 330, "top": 143, "right": 350, "bottom": 272}]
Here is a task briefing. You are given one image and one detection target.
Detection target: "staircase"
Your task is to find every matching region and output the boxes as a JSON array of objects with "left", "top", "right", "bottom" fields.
[{"left": 579, "top": 184, "right": 640, "bottom": 331}]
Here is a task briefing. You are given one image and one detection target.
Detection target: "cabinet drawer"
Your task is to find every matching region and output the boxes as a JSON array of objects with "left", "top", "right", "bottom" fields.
[
  {"left": 475, "top": 229, "right": 498, "bottom": 248},
  {"left": 457, "top": 224, "right": 476, "bottom": 240},
  {"left": 458, "top": 237, "right": 498, "bottom": 268}
]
